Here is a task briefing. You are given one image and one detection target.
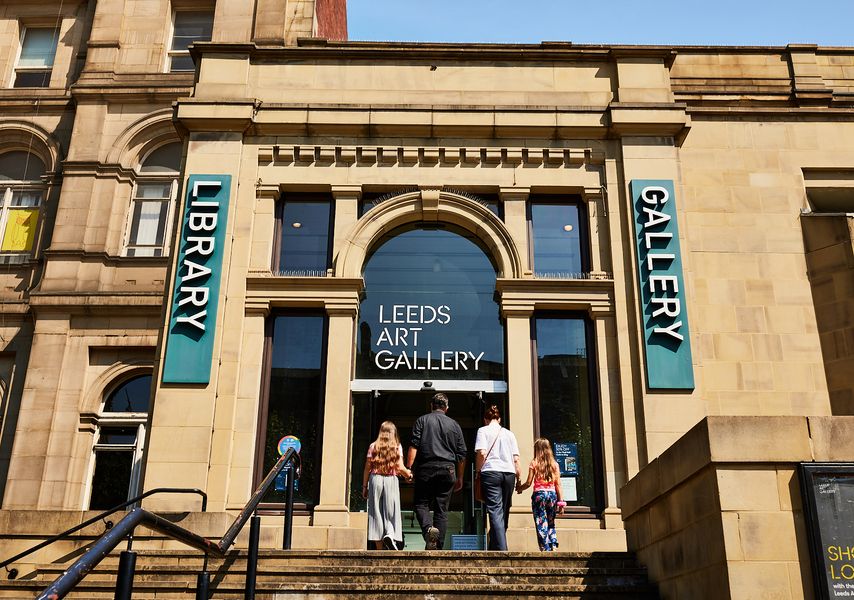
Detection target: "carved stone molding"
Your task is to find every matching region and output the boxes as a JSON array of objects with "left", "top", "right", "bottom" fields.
[{"left": 259, "top": 144, "right": 599, "bottom": 169}]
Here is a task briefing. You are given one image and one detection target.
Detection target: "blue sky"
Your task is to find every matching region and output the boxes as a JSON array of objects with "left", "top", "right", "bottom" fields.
[{"left": 347, "top": 1, "right": 853, "bottom": 46}]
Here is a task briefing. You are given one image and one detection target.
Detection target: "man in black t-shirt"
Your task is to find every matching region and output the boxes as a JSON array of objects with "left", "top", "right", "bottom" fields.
[{"left": 406, "top": 392, "right": 467, "bottom": 550}]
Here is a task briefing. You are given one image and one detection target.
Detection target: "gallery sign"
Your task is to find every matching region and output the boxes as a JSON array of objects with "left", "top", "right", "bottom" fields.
[
  {"left": 629, "top": 180, "right": 694, "bottom": 390},
  {"left": 800, "top": 463, "right": 854, "bottom": 599},
  {"left": 162, "top": 174, "right": 232, "bottom": 384}
]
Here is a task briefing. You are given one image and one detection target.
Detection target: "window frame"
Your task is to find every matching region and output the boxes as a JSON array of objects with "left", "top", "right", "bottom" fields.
[
  {"left": 122, "top": 144, "right": 181, "bottom": 258},
  {"left": 527, "top": 195, "right": 590, "bottom": 277},
  {"left": 84, "top": 374, "right": 152, "bottom": 510},
  {"left": 530, "top": 312, "right": 604, "bottom": 516},
  {"left": 253, "top": 310, "right": 329, "bottom": 514},
  {"left": 273, "top": 193, "right": 334, "bottom": 275},
  {"left": 165, "top": 10, "right": 214, "bottom": 73},
  {"left": 12, "top": 25, "right": 58, "bottom": 89},
  {"left": 0, "top": 154, "right": 46, "bottom": 264}
]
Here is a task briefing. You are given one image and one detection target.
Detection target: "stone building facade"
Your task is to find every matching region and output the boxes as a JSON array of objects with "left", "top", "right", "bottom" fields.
[{"left": 0, "top": 0, "right": 853, "bottom": 595}]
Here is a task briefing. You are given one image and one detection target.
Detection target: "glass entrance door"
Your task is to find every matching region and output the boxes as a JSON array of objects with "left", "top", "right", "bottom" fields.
[{"left": 351, "top": 391, "right": 505, "bottom": 549}]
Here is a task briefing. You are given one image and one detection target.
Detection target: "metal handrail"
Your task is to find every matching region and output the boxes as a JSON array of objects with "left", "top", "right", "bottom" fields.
[
  {"left": 37, "top": 508, "right": 220, "bottom": 600},
  {"left": 219, "top": 449, "right": 300, "bottom": 551},
  {"left": 36, "top": 447, "right": 300, "bottom": 600},
  {"left": 1, "top": 487, "right": 207, "bottom": 578}
]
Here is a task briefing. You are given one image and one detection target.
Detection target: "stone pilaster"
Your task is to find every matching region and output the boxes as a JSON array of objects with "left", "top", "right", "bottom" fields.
[
  {"left": 313, "top": 304, "right": 357, "bottom": 526},
  {"left": 499, "top": 187, "right": 531, "bottom": 276}
]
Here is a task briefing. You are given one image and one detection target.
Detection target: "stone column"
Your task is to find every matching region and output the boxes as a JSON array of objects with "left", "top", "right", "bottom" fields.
[
  {"left": 592, "top": 311, "right": 625, "bottom": 529},
  {"left": 212, "top": 0, "right": 254, "bottom": 43},
  {"left": 499, "top": 187, "right": 531, "bottom": 276},
  {"left": 142, "top": 131, "right": 246, "bottom": 512},
  {"left": 502, "top": 306, "right": 535, "bottom": 529},
  {"left": 2, "top": 313, "right": 70, "bottom": 509},
  {"left": 82, "top": 0, "right": 126, "bottom": 73},
  {"left": 331, "top": 185, "right": 361, "bottom": 271},
  {"left": 313, "top": 303, "right": 357, "bottom": 527},
  {"left": 253, "top": 0, "right": 289, "bottom": 45}
]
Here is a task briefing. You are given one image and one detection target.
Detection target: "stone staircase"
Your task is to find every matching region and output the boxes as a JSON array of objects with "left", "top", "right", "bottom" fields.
[{"left": 0, "top": 549, "right": 659, "bottom": 599}]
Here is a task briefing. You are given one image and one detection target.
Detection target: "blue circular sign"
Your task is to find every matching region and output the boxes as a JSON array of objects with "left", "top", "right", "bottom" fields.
[{"left": 277, "top": 435, "right": 301, "bottom": 456}]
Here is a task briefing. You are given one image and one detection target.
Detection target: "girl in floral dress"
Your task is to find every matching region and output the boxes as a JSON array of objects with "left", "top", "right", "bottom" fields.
[{"left": 516, "top": 438, "right": 564, "bottom": 551}]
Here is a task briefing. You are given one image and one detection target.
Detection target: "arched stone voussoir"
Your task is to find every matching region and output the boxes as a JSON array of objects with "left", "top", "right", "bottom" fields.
[{"left": 336, "top": 189, "right": 522, "bottom": 279}]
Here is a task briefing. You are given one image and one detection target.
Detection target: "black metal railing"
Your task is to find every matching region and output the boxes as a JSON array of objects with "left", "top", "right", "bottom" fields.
[
  {"left": 1, "top": 487, "right": 207, "bottom": 580},
  {"left": 2, "top": 448, "right": 300, "bottom": 600}
]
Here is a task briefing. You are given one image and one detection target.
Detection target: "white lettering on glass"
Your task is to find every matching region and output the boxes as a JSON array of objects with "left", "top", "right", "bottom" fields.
[{"left": 370, "top": 302, "right": 485, "bottom": 373}]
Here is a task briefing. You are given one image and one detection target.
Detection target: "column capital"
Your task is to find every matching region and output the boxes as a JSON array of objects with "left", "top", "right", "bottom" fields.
[
  {"left": 326, "top": 301, "right": 359, "bottom": 317},
  {"left": 256, "top": 184, "right": 280, "bottom": 200},
  {"left": 331, "top": 185, "right": 362, "bottom": 200},
  {"left": 501, "top": 301, "right": 535, "bottom": 319},
  {"left": 499, "top": 187, "right": 531, "bottom": 202}
]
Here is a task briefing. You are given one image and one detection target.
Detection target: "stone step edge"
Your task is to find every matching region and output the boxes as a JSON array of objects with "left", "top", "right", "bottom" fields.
[
  {"left": 0, "top": 581, "right": 658, "bottom": 593},
  {"left": 118, "top": 548, "right": 636, "bottom": 561}
]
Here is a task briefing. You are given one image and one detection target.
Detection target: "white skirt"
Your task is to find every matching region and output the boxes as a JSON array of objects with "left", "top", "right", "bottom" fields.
[{"left": 367, "top": 473, "right": 402, "bottom": 542}]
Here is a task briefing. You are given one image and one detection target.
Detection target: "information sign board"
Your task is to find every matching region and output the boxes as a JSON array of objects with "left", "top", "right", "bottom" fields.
[{"left": 800, "top": 463, "right": 854, "bottom": 599}]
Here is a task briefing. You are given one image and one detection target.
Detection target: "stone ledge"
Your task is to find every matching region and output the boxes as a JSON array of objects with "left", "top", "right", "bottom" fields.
[{"left": 620, "top": 415, "right": 854, "bottom": 519}]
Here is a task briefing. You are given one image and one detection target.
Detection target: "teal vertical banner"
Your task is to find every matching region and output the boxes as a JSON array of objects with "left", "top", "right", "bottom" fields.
[
  {"left": 162, "top": 174, "right": 232, "bottom": 384},
  {"left": 630, "top": 180, "right": 695, "bottom": 390}
]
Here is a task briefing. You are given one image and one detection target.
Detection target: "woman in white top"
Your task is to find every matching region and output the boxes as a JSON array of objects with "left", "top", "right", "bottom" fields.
[{"left": 474, "top": 404, "right": 521, "bottom": 551}]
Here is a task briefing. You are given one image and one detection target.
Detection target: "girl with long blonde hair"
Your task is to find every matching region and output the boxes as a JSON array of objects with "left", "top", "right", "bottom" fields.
[
  {"left": 362, "top": 421, "right": 412, "bottom": 550},
  {"left": 516, "top": 437, "right": 564, "bottom": 551}
]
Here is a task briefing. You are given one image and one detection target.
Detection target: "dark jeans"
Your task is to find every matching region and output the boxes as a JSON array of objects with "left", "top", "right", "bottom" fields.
[
  {"left": 413, "top": 462, "right": 456, "bottom": 549},
  {"left": 481, "top": 471, "right": 515, "bottom": 551}
]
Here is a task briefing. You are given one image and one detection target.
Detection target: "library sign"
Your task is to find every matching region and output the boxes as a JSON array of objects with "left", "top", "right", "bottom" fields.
[
  {"left": 162, "top": 175, "right": 232, "bottom": 384},
  {"left": 630, "top": 180, "right": 694, "bottom": 390}
]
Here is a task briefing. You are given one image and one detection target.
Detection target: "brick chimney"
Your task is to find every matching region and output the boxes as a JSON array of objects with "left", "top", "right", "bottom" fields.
[{"left": 315, "top": 0, "right": 347, "bottom": 41}]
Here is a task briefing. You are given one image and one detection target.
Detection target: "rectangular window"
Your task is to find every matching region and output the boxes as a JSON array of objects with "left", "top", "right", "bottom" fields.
[
  {"left": 0, "top": 189, "right": 42, "bottom": 263},
  {"left": 89, "top": 425, "right": 144, "bottom": 510},
  {"left": 275, "top": 196, "right": 332, "bottom": 274},
  {"left": 14, "top": 27, "right": 57, "bottom": 88},
  {"left": 533, "top": 316, "right": 601, "bottom": 512},
  {"left": 258, "top": 314, "right": 327, "bottom": 508},
  {"left": 125, "top": 181, "right": 176, "bottom": 257},
  {"left": 168, "top": 11, "right": 214, "bottom": 72},
  {"left": 529, "top": 198, "right": 586, "bottom": 277}
]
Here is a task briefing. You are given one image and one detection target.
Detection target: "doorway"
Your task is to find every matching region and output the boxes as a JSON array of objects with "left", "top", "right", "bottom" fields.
[{"left": 350, "top": 390, "right": 506, "bottom": 549}]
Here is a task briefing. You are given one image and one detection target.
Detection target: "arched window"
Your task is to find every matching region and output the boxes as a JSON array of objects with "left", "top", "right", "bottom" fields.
[
  {"left": 124, "top": 142, "right": 181, "bottom": 257},
  {"left": 0, "top": 151, "right": 45, "bottom": 264},
  {"left": 88, "top": 374, "right": 151, "bottom": 510}
]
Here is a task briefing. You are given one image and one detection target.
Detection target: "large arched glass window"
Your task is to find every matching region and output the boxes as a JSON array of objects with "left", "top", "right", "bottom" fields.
[
  {"left": 356, "top": 224, "right": 505, "bottom": 383},
  {"left": 88, "top": 374, "right": 152, "bottom": 510},
  {"left": 0, "top": 151, "right": 45, "bottom": 264},
  {"left": 124, "top": 142, "right": 181, "bottom": 257}
]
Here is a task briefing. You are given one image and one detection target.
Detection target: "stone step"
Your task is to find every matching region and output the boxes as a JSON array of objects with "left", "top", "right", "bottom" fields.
[
  {"left": 3, "top": 549, "right": 658, "bottom": 599},
  {"left": 36, "top": 563, "right": 650, "bottom": 577},
  {"left": 89, "top": 549, "right": 645, "bottom": 569},
  {"left": 32, "top": 565, "right": 650, "bottom": 587},
  {"left": 0, "top": 579, "right": 660, "bottom": 599}
]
